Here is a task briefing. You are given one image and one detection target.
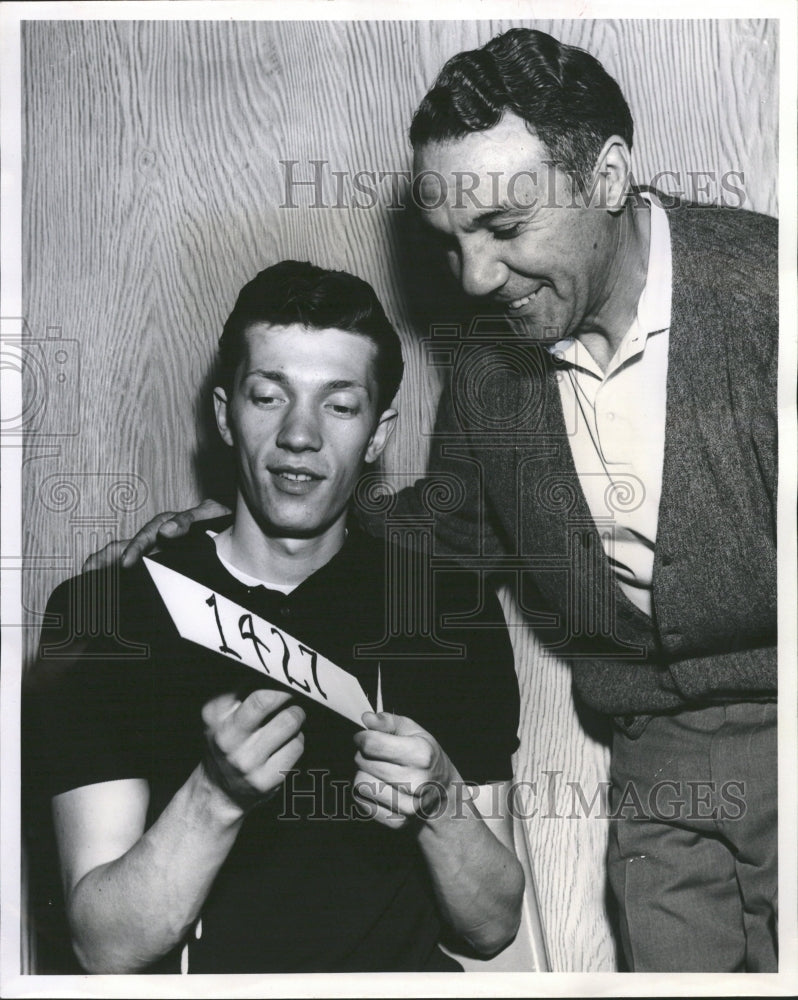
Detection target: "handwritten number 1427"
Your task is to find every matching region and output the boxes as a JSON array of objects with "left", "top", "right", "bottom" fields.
[{"left": 205, "top": 593, "right": 327, "bottom": 700}]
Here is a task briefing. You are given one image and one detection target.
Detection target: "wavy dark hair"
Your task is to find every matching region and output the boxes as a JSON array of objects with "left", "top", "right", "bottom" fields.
[
  {"left": 217, "top": 260, "right": 404, "bottom": 414},
  {"left": 410, "top": 28, "right": 634, "bottom": 193}
]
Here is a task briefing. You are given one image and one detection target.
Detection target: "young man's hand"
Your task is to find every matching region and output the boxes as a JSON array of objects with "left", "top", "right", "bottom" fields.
[
  {"left": 81, "top": 499, "right": 231, "bottom": 572},
  {"left": 352, "top": 712, "right": 458, "bottom": 829},
  {"left": 201, "top": 689, "right": 305, "bottom": 814}
]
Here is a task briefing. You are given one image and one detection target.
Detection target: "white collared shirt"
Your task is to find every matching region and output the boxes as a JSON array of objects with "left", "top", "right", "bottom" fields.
[{"left": 548, "top": 193, "right": 671, "bottom": 617}]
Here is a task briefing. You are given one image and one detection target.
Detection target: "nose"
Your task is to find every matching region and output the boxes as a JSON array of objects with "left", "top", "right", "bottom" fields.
[
  {"left": 456, "top": 239, "right": 510, "bottom": 299},
  {"left": 275, "top": 401, "right": 322, "bottom": 453}
]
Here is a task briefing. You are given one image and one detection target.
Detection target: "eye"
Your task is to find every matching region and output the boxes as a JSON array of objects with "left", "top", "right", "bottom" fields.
[
  {"left": 325, "top": 402, "right": 359, "bottom": 416},
  {"left": 491, "top": 222, "right": 524, "bottom": 241},
  {"left": 325, "top": 392, "right": 362, "bottom": 416},
  {"left": 252, "top": 392, "right": 287, "bottom": 408}
]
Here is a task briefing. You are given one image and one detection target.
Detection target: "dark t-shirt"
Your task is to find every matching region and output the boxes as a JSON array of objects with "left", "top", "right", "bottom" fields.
[{"left": 23, "top": 522, "right": 520, "bottom": 973}]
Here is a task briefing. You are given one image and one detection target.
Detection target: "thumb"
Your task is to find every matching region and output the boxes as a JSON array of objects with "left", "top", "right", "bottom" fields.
[
  {"left": 361, "top": 711, "right": 420, "bottom": 736},
  {"left": 201, "top": 691, "right": 242, "bottom": 729}
]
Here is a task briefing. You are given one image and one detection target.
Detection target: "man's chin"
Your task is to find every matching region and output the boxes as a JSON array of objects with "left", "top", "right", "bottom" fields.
[
  {"left": 237, "top": 485, "right": 352, "bottom": 545},
  {"left": 505, "top": 313, "right": 566, "bottom": 343},
  {"left": 254, "top": 511, "right": 346, "bottom": 543}
]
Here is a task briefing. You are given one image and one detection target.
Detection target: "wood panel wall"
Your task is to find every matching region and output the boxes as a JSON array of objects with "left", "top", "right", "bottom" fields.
[{"left": 20, "top": 18, "right": 778, "bottom": 974}]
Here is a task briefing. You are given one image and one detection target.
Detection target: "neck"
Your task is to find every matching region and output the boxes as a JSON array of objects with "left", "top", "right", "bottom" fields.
[
  {"left": 222, "top": 501, "right": 348, "bottom": 588},
  {"left": 577, "top": 198, "right": 651, "bottom": 373}
]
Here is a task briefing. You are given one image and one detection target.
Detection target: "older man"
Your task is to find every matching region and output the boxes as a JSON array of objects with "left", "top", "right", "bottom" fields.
[
  {"left": 97, "top": 29, "right": 778, "bottom": 972},
  {"left": 402, "top": 28, "right": 777, "bottom": 973}
]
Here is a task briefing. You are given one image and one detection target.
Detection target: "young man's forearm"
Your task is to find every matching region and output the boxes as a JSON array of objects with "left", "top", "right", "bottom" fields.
[
  {"left": 63, "top": 766, "right": 244, "bottom": 973},
  {"left": 59, "top": 689, "right": 302, "bottom": 973},
  {"left": 416, "top": 785, "right": 524, "bottom": 956}
]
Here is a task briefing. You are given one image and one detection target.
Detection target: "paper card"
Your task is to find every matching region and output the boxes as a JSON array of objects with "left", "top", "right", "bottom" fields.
[{"left": 143, "top": 557, "right": 374, "bottom": 726}]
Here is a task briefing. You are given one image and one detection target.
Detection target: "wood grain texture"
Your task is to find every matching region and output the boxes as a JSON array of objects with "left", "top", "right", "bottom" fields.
[{"left": 21, "top": 18, "right": 777, "bottom": 973}]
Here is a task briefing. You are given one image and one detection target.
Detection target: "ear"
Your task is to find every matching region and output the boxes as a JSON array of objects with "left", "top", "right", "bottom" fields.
[
  {"left": 213, "top": 388, "right": 234, "bottom": 448},
  {"left": 364, "top": 409, "right": 398, "bottom": 464},
  {"left": 588, "top": 136, "right": 633, "bottom": 212}
]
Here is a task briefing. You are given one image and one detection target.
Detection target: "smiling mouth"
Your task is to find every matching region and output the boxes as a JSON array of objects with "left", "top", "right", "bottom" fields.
[
  {"left": 268, "top": 467, "right": 325, "bottom": 491},
  {"left": 505, "top": 289, "right": 541, "bottom": 311},
  {"left": 270, "top": 465, "right": 323, "bottom": 478},
  {"left": 278, "top": 471, "right": 316, "bottom": 482}
]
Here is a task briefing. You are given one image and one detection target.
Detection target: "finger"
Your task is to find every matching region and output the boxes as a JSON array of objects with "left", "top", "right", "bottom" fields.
[
  {"left": 361, "top": 710, "right": 399, "bottom": 733},
  {"left": 158, "top": 499, "right": 232, "bottom": 539},
  {"left": 353, "top": 752, "right": 415, "bottom": 788},
  {"left": 247, "top": 732, "right": 305, "bottom": 793},
  {"left": 354, "top": 755, "right": 444, "bottom": 810},
  {"left": 352, "top": 774, "right": 415, "bottom": 822},
  {"left": 82, "top": 540, "right": 127, "bottom": 573},
  {"left": 355, "top": 730, "right": 435, "bottom": 769},
  {"left": 230, "top": 689, "right": 296, "bottom": 736},
  {"left": 361, "top": 711, "right": 428, "bottom": 739},
  {"left": 354, "top": 763, "right": 447, "bottom": 821},
  {"left": 352, "top": 770, "right": 416, "bottom": 814},
  {"left": 353, "top": 795, "right": 408, "bottom": 829},
  {"left": 201, "top": 688, "right": 292, "bottom": 735},
  {"left": 121, "top": 512, "right": 176, "bottom": 567},
  {"left": 233, "top": 704, "right": 305, "bottom": 770},
  {"left": 196, "top": 498, "right": 232, "bottom": 517}
]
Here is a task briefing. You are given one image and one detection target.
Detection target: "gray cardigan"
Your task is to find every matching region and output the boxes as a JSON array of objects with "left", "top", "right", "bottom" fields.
[{"left": 375, "top": 202, "right": 777, "bottom": 718}]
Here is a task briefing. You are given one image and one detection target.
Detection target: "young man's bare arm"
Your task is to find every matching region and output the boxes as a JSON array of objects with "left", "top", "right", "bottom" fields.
[
  {"left": 417, "top": 781, "right": 524, "bottom": 956},
  {"left": 53, "top": 689, "right": 304, "bottom": 973},
  {"left": 353, "top": 712, "right": 524, "bottom": 956}
]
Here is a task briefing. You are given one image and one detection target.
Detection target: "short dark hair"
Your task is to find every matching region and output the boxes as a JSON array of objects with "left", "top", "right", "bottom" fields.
[
  {"left": 217, "top": 260, "right": 404, "bottom": 414},
  {"left": 409, "top": 28, "right": 634, "bottom": 193}
]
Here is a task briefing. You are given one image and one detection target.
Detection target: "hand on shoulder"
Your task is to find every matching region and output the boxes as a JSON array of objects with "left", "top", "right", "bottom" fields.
[{"left": 81, "top": 499, "right": 232, "bottom": 573}]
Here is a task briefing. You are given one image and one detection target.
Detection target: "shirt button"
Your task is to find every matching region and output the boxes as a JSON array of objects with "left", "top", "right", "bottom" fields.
[
  {"left": 279, "top": 606, "right": 292, "bottom": 619},
  {"left": 605, "top": 411, "right": 615, "bottom": 421}
]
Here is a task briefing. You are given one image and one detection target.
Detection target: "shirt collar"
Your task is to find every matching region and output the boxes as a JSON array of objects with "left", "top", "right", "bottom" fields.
[
  {"left": 634, "top": 190, "right": 672, "bottom": 339},
  {"left": 206, "top": 524, "right": 357, "bottom": 596}
]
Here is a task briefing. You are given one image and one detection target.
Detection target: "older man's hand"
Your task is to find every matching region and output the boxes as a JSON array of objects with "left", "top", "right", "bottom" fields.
[{"left": 81, "top": 499, "right": 231, "bottom": 572}]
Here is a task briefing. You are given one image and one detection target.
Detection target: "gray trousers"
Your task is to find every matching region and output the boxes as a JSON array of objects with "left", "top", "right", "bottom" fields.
[{"left": 607, "top": 702, "right": 777, "bottom": 972}]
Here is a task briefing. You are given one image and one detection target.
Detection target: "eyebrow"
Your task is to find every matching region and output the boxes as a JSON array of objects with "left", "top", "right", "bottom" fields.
[
  {"left": 245, "top": 369, "right": 289, "bottom": 383},
  {"left": 471, "top": 203, "right": 531, "bottom": 227},
  {"left": 422, "top": 201, "right": 529, "bottom": 235},
  {"left": 244, "top": 370, "right": 372, "bottom": 396},
  {"left": 472, "top": 208, "right": 508, "bottom": 225},
  {"left": 325, "top": 378, "right": 371, "bottom": 396}
]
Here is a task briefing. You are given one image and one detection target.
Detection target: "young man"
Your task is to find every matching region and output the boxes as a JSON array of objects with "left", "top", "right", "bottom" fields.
[
  {"left": 23, "top": 261, "right": 523, "bottom": 974},
  {"left": 115, "top": 30, "right": 778, "bottom": 972}
]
